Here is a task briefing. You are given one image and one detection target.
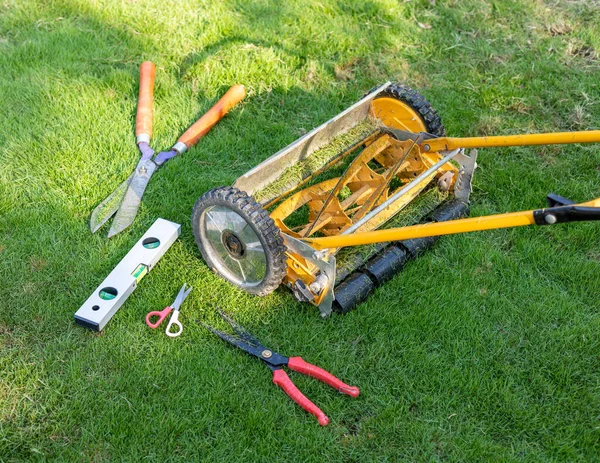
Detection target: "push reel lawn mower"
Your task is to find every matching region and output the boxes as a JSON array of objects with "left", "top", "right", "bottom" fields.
[{"left": 192, "top": 83, "right": 600, "bottom": 316}]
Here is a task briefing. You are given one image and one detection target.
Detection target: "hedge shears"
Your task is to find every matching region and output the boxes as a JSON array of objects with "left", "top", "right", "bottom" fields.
[
  {"left": 202, "top": 308, "right": 360, "bottom": 426},
  {"left": 90, "top": 61, "right": 246, "bottom": 237}
]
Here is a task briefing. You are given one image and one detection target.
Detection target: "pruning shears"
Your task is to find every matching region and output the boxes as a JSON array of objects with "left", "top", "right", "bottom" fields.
[
  {"left": 90, "top": 61, "right": 246, "bottom": 237},
  {"left": 203, "top": 308, "right": 360, "bottom": 426}
]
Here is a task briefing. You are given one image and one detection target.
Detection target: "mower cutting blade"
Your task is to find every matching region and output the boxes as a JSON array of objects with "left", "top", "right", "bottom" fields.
[
  {"left": 90, "top": 173, "right": 134, "bottom": 233},
  {"left": 107, "top": 159, "right": 157, "bottom": 238}
]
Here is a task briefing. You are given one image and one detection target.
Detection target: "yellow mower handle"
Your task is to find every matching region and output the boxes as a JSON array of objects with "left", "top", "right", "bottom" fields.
[
  {"left": 304, "top": 196, "right": 600, "bottom": 251},
  {"left": 420, "top": 130, "right": 600, "bottom": 152}
]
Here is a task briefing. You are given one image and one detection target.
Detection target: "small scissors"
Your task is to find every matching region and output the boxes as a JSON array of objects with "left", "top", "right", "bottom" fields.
[{"left": 145, "top": 284, "right": 192, "bottom": 337}]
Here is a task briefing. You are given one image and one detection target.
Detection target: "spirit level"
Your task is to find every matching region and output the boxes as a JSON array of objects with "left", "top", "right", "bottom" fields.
[{"left": 75, "top": 218, "right": 181, "bottom": 331}]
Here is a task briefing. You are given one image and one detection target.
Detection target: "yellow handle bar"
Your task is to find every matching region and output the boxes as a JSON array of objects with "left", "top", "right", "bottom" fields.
[
  {"left": 304, "top": 197, "right": 600, "bottom": 250},
  {"left": 421, "top": 130, "right": 600, "bottom": 152}
]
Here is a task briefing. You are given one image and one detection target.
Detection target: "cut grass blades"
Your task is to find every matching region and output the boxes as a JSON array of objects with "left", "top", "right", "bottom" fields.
[{"left": 254, "top": 118, "right": 379, "bottom": 204}]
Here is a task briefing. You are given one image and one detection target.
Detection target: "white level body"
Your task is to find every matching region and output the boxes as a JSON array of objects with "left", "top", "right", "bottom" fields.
[{"left": 75, "top": 218, "right": 181, "bottom": 331}]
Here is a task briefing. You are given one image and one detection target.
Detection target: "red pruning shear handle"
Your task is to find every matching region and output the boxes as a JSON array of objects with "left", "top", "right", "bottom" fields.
[
  {"left": 202, "top": 308, "right": 360, "bottom": 426},
  {"left": 272, "top": 369, "right": 328, "bottom": 426},
  {"left": 287, "top": 356, "right": 360, "bottom": 397},
  {"left": 272, "top": 359, "right": 359, "bottom": 426}
]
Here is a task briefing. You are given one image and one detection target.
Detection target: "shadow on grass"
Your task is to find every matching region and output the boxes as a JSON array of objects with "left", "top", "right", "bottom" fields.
[{"left": 1, "top": 2, "right": 403, "bottom": 459}]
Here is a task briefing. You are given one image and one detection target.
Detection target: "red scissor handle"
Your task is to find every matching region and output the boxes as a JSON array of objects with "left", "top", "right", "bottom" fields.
[
  {"left": 272, "top": 369, "right": 329, "bottom": 426},
  {"left": 145, "top": 306, "right": 173, "bottom": 329},
  {"left": 288, "top": 357, "right": 360, "bottom": 398}
]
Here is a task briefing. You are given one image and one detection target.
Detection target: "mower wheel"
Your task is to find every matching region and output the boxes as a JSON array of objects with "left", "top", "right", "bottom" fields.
[
  {"left": 372, "top": 83, "right": 446, "bottom": 137},
  {"left": 192, "top": 186, "right": 287, "bottom": 296}
]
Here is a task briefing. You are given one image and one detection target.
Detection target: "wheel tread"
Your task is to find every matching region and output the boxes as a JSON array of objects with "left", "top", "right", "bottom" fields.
[
  {"left": 376, "top": 83, "right": 446, "bottom": 137},
  {"left": 192, "top": 186, "right": 287, "bottom": 296}
]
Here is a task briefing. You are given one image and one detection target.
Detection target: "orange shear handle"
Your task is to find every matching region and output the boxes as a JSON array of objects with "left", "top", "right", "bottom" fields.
[
  {"left": 174, "top": 84, "right": 246, "bottom": 153},
  {"left": 135, "top": 61, "right": 156, "bottom": 143}
]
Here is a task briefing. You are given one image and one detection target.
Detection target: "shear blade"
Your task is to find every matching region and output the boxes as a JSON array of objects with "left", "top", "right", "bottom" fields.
[
  {"left": 107, "top": 158, "right": 157, "bottom": 238},
  {"left": 89, "top": 173, "right": 134, "bottom": 233}
]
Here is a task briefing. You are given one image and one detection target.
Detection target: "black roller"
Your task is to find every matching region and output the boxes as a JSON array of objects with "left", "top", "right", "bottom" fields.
[
  {"left": 397, "top": 236, "right": 439, "bottom": 258},
  {"left": 331, "top": 198, "right": 471, "bottom": 314},
  {"left": 364, "top": 246, "right": 408, "bottom": 285},
  {"left": 398, "top": 200, "right": 469, "bottom": 258},
  {"left": 333, "top": 273, "right": 375, "bottom": 313},
  {"left": 428, "top": 199, "right": 469, "bottom": 223}
]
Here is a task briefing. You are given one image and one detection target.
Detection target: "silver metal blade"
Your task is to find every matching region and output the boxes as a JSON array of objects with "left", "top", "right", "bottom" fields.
[
  {"left": 232, "top": 82, "right": 391, "bottom": 201},
  {"left": 90, "top": 173, "right": 134, "bottom": 233},
  {"left": 107, "top": 159, "right": 157, "bottom": 238}
]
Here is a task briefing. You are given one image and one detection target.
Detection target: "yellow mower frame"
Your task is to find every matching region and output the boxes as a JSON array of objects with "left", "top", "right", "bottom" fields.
[{"left": 193, "top": 82, "right": 600, "bottom": 316}]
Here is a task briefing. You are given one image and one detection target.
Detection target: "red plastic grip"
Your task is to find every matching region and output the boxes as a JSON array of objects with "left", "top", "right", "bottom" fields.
[
  {"left": 145, "top": 306, "right": 172, "bottom": 329},
  {"left": 136, "top": 61, "right": 156, "bottom": 140},
  {"left": 287, "top": 357, "right": 360, "bottom": 398},
  {"left": 272, "top": 369, "right": 329, "bottom": 426},
  {"left": 176, "top": 84, "right": 246, "bottom": 150}
]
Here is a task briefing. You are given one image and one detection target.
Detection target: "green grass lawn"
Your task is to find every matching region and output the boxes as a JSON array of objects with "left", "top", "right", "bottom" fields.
[{"left": 2, "top": 0, "right": 600, "bottom": 461}]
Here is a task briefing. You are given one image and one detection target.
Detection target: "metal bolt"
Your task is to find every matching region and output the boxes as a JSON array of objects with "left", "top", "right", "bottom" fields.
[
  {"left": 545, "top": 214, "right": 557, "bottom": 225},
  {"left": 313, "top": 250, "right": 328, "bottom": 260},
  {"left": 261, "top": 350, "right": 272, "bottom": 358},
  {"left": 423, "top": 144, "right": 430, "bottom": 152},
  {"left": 309, "top": 272, "right": 329, "bottom": 295}
]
